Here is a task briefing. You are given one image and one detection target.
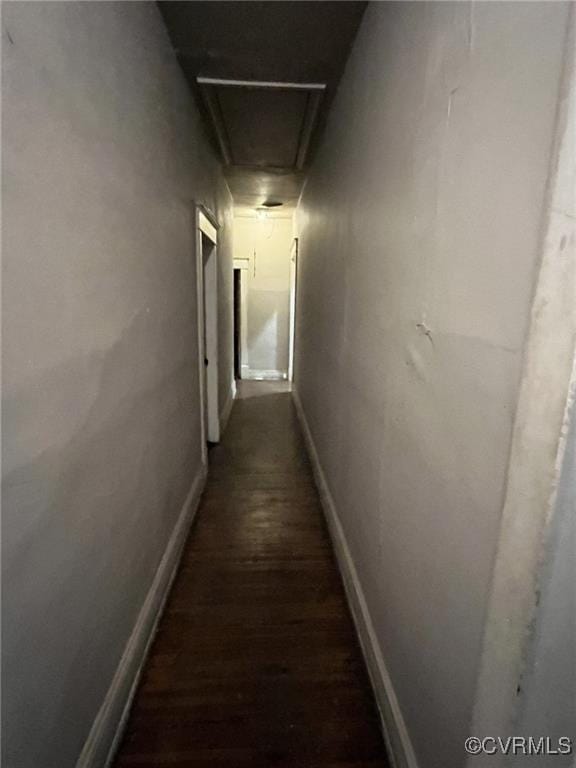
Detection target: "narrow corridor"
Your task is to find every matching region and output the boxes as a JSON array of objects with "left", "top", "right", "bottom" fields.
[{"left": 113, "top": 382, "right": 389, "bottom": 768}]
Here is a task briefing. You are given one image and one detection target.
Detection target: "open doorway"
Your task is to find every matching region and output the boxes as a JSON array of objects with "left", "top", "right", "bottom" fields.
[
  {"left": 234, "top": 269, "right": 241, "bottom": 379},
  {"left": 195, "top": 205, "right": 219, "bottom": 459},
  {"left": 233, "top": 258, "right": 249, "bottom": 380}
]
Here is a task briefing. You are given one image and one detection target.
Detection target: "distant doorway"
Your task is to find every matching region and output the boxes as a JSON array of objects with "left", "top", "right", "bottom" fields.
[
  {"left": 233, "top": 258, "right": 249, "bottom": 380},
  {"left": 233, "top": 269, "right": 241, "bottom": 379}
]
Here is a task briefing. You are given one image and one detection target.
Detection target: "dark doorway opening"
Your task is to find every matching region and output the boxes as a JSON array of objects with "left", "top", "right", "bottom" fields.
[{"left": 233, "top": 268, "right": 241, "bottom": 380}]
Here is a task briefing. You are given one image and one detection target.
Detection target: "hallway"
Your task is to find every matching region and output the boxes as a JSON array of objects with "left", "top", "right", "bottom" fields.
[
  {"left": 3, "top": 3, "right": 575, "bottom": 767},
  {"left": 113, "top": 382, "right": 389, "bottom": 768}
]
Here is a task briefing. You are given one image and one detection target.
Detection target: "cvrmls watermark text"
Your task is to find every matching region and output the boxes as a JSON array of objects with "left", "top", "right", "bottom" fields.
[{"left": 465, "top": 736, "right": 573, "bottom": 757}]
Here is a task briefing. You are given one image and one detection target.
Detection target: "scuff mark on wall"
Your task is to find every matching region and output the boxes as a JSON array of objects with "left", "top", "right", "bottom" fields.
[
  {"left": 468, "top": 1, "right": 475, "bottom": 56},
  {"left": 416, "top": 320, "right": 434, "bottom": 343}
]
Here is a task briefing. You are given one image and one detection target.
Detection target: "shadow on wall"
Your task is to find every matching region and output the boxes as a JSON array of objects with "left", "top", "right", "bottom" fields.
[{"left": 2, "top": 311, "right": 202, "bottom": 767}]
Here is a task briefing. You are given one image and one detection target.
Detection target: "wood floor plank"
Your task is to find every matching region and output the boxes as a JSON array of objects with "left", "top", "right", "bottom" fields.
[{"left": 113, "top": 381, "right": 390, "bottom": 768}]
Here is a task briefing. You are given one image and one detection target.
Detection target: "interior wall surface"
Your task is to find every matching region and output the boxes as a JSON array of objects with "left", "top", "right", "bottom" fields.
[
  {"left": 294, "top": 3, "right": 571, "bottom": 766},
  {"left": 511, "top": 401, "right": 575, "bottom": 764},
  {"left": 2, "top": 3, "right": 232, "bottom": 767},
  {"left": 216, "top": 182, "right": 235, "bottom": 418},
  {"left": 233, "top": 215, "right": 293, "bottom": 377},
  {"left": 470, "top": 10, "right": 575, "bottom": 753}
]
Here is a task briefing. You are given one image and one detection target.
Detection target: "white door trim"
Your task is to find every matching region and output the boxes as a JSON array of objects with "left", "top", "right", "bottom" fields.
[
  {"left": 199, "top": 209, "right": 217, "bottom": 244},
  {"left": 288, "top": 237, "right": 298, "bottom": 382},
  {"left": 195, "top": 204, "right": 219, "bottom": 460},
  {"left": 233, "top": 259, "right": 250, "bottom": 379}
]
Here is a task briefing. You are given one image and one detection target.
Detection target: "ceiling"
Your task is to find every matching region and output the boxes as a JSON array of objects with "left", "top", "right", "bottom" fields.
[{"left": 159, "top": 1, "right": 367, "bottom": 214}]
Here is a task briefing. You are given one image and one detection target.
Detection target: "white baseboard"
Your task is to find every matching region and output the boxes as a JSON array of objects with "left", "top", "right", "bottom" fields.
[
  {"left": 220, "top": 379, "right": 236, "bottom": 435},
  {"left": 243, "top": 369, "right": 287, "bottom": 381},
  {"left": 76, "top": 463, "right": 208, "bottom": 768},
  {"left": 292, "top": 389, "right": 419, "bottom": 768}
]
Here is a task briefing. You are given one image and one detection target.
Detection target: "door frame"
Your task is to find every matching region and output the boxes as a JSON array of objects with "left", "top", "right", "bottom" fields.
[
  {"left": 233, "top": 268, "right": 242, "bottom": 380},
  {"left": 195, "top": 204, "right": 219, "bottom": 462},
  {"left": 288, "top": 237, "right": 298, "bottom": 382},
  {"left": 233, "top": 258, "right": 250, "bottom": 379}
]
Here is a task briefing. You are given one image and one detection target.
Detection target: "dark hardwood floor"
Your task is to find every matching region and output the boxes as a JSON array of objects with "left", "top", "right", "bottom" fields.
[{"left": 113, "top": 381, "right": 389, "bottom": 767}]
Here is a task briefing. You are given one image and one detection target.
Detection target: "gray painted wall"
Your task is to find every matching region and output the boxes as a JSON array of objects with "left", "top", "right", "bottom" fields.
[
  {"left": 468, "top": 12, "right": 575, "bottom": 754},
  {"left": 513, "top": 400, "right": 576, "bottom": 764},
  {"left": 2, "top": 3, "right": 232, "bottom": 767},
  {"left": 294, "top": 3, "right": 571, "bottom": 767},
  {"left": 513, "top": 36, "right": 576, "bottom": 755},
  {"left": 218, "top": 201, "right": 235, "bottom": 414}
]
